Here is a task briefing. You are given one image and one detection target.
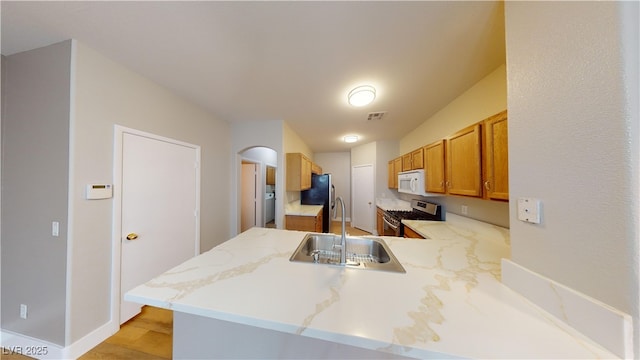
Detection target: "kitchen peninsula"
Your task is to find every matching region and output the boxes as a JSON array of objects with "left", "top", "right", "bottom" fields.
[{"left": 125, "top": 215, "right": 616, "bottom": 359}]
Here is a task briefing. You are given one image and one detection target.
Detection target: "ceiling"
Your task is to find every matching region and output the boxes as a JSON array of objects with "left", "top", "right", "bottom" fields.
[{"left": 1, "top": 1, "right": 506, "bottom": 153}]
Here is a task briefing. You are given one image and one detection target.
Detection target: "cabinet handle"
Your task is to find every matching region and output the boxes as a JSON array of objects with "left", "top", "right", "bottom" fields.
[
  {"left": 445, "top": 181, "right": 451, "bottom": 188},
  {"left": 484, "top": 181, "right": 491, "bottom": 190}
]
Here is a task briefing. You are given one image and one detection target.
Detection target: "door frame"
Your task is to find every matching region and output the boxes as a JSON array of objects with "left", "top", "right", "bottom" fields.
[{"left": 111, "top": 125, "right": 201, "bottom": 327}]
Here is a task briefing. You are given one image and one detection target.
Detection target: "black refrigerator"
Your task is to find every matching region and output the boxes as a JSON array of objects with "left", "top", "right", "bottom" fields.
[{"left": 300, "top": 173, "right": 334, "bottom": 233}]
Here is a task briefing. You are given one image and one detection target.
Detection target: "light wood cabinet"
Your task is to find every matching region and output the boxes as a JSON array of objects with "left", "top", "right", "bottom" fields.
[
  {"left": 266, "top": 166, "right": 276, "bottom": 185},
  {"left": 402, "top": 153, "right": 412, "bottom": 171},
  {"left": 387, "top": 157, "right": 403, "bottom": 189},
  {"left": 286, "top": 210, "right": 322, "bottom": 232},
  {"left": 311, "top": 163, "right": 322, "bottom": 175},
  {"left": 387, "top": 160, "right": 395, "bottom": 188},
  {"left": 424, "top": 140, "right": 446, "bottom": 193},
  {"left": 483, "top": 110, "right": 509, "bottom": 200},
  {"left": 401, "top": 148, "right": 424, "bottom": 171},
  {"left": 403, "top": 226, "right": 425, "bottom": 239},
  {"left": 446, "top": 123, "right": 482, "bottom": 197},
  {"left": 411, "top": 148, "right": 424, "bottom": 169},
  {"left": 394, "top": 157, "right": 402, "bottom": 185},
  {"left": 286, "top": 153, "right": 312, "bottom": 191},
  {"left": 376, "top": 207, "right": 384, "bottom": 236}
]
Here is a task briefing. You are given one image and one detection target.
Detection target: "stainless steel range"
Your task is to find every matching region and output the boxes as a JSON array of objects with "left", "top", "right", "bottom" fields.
[{"left": 382, "top": 199, "right": 444, "bottom": 237}]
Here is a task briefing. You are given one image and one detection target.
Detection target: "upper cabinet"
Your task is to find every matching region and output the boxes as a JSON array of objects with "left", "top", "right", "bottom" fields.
[
  {"left": 446, "top": 123, "right": 483, "bottom": 197},
  {"left": 311, "top": 163, "right": 323, "bottom": 175},
  {"left": 286, "top": 153, "right": 312, "bottom": 191},
  {"left": 424, "top": 140, "right": 446, "bottom": 193},
  {"left": 483, "top": 110, "right": 509, "bottom": 200},
  {"left": 266, "top": 166, "right": 276, "bottom": 185},
  {"left": 387, "top": 156, "right": 403, "bottom": 189},
  {"left": 411, "top": 148, "right": 424, "bottom": 169},
  {"left": 401, "top": 148, "right": 424, "bottom": 171},
  {"left": 387, "top": 110, "right": 508, "bottom": 201}
]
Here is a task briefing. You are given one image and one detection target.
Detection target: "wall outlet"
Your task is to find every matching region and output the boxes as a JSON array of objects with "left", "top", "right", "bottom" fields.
[
  {"left": 20, "top": 304, "right": 28, "bottom": 319},
  {"left": 461, "top": 205, "right": 468, "bottom": 215}
]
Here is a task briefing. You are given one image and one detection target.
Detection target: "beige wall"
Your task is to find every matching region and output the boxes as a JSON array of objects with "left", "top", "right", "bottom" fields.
[
  {"left": 398, "top": 64, "right": 509, "bottom": 227},
  {"left": 314, "top": 152, "right": 351, "bottom": 220},
  {"left": 283, "top": 121, "right": 314, "bottom": 204},
  {"left": 505, "top": 1, "right": 638, "bottom": 354},
  {"left": 400, "top": 64, "right": 507, "bottom": 154},
  {"left": 71, "top": 41, "right": 231, "bottom": 343}
]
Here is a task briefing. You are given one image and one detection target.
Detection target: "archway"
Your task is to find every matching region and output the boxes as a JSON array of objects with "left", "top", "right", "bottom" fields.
[{"left": 238, "top": 146, "right": 278, "bottom": 232}]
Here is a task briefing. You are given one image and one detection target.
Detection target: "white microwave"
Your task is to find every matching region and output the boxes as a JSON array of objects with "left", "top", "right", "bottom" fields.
[{"left": 398, "top": 169, "right": 435, "bottom": 197}]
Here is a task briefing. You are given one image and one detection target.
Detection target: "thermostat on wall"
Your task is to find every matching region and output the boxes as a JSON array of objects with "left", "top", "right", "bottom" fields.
[{"left": 86, "top": 184, "right": 113, "bottom": 200}]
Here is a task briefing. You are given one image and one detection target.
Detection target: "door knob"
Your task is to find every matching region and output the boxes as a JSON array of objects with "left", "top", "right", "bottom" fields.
[{"left": 126, "top": 233, "right": 139, "bottom": 241}]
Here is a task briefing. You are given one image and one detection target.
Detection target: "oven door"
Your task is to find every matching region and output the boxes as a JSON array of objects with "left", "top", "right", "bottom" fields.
[{"left": 382, "top": 215, "right": 401, "bottom": 237}]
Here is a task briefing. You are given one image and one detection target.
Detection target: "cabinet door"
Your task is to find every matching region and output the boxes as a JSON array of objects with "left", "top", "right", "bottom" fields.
[
  {"left": 393, "top": 157, "right": 402, "bottom": 187},
  {"left": 446, "top": 123, "right": 482, "bottom": 197},
  {"left": 285, "top": 153, "right": 313, "bottom": 191},
  {"left": 376, "top": 208, "right": 384, "bottom": 236},
  {"left": 424, "top": 140, "right": 446, "bottom": 193},
  {"left": 301, "top": 156, "right": 312, "bottom": 190},
  {"left": 411, "top": 148, "right": 424, "bottom": 169},
  {"left": 266, "top": 166, "right": 276, "bottom": 185},
  {"left": 402, "top": 153, "right": 412, "bottom": 171},
  {"left": 484, "top": 111, "right": 509, "bottom": 200},
  {"left": 311, "top": 163, "right": 322, "bottom": 175},
  {"left": 285, "top": 215, "right": 315, "bottom": 231},
  {"left": 315, "top": 211, "right": 323, "bottom": 232},
  {"left": 403, "top": 226, "right": 424, "bottom": 239},
  {"left": 387, "top": 160, "right": 395, "bottom": 188}
]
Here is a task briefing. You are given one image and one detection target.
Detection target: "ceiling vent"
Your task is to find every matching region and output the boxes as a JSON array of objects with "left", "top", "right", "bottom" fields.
[{"left": 367, "top": 111, "right": 387, "bottom": 121}]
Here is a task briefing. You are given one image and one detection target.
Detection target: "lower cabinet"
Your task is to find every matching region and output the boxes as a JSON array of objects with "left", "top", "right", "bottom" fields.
[
  {"left": 376, "top": 208, "right": 384, "bottom": 236},
  {"left": 286, "top": 211, "right": 322, "bottom": 232},
  {"left": 403, "top": 226, "right": 425, "bottom": 239}
]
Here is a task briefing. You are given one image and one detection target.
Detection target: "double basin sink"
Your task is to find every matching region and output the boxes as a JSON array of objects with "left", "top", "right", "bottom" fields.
[{"left": 289, "top": 233, "right": 406, "bottom": 273}]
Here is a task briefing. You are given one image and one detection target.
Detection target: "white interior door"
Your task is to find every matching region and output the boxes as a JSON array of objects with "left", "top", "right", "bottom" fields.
[
  {"left": 352, "top": 165, "right": 375, "bottom": 233},
  {"left": 120, "top": 132, "right": 199, "bottom": 324},
  {"left": 241, "top": 163, "right": 257, "bottom": 232}
]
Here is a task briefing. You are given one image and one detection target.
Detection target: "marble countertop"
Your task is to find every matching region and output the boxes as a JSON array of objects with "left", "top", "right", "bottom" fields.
[
  {"left": 284, "top": 202, "right": 323, "bottom": 216},
  {"left": 125, "top": 215, "right": 616, "bottom": 359}
]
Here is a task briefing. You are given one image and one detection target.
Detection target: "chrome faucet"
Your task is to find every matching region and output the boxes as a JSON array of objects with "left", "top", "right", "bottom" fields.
[{"left": 333, "top": 196, "right": 347, "bottom": 265}]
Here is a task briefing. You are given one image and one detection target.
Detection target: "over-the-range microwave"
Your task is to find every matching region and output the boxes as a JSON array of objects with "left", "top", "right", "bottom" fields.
[{"left": 398, "top": 169, "right": 442, "bottom": 197}]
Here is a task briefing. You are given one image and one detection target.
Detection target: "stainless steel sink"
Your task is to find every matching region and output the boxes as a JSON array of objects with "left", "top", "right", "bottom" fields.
[{"left": 289, "top": 233, "right": 406, "bottom": 273}]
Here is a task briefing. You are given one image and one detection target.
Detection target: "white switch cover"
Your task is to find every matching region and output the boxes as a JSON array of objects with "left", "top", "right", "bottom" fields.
[
  {"left": 52, "top": 221, "right": 59, "bottom": 237},
  {"left": 517, "top": 197, "right": 541, "bottom": 224}
]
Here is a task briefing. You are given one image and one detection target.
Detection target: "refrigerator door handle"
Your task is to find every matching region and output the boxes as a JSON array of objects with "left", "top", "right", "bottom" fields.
[{"left": 331, "top": 184, "right": 336, "bottom": 210}]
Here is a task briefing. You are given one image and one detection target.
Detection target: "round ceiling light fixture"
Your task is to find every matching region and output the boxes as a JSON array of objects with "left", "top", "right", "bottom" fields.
[
  {"left": 343, "top": 135, "right": 359, "bottom": 143},
  {"left": 348, "top": 85, "right": 376, "bottom": 107}
]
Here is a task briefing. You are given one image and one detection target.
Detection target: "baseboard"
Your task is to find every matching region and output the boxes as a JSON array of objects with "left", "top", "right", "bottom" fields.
[
  {"left": 501, "top": 259, "right": 633, "bottom": 359},
  {"left": 1, "top": 320, "right": 117, "bottom": 359}
]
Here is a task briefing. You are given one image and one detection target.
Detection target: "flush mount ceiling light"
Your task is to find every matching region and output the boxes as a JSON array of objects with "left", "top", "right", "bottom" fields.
[
  {"left": 348, "top": 85, "right": 376, "bottom": 107},
  {"left": 344, "top": 135, "right": 359, "bottom": 143}
]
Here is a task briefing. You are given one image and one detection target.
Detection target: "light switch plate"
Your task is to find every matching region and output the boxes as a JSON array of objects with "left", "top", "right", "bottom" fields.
[{"left": 517, "top": 197, "right": 541, "bottom": 224}]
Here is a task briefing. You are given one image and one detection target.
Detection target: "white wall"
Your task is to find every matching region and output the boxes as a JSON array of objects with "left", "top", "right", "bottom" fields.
[
  {"left": 241, "top": 146, "right": 278, "bottom": 227},
  {"left": 314, "top": 152, "right": 351, "bottom": 220},
  {"left": 71, "top": 41, "right": 231, "bottom": 343},
  {"left": 505, "top": 1, "right": 639, "bottom": 354},
  {"left": 232, "top": 120, "right": 284, "bottom": 234},
  {"left": 1, "top": 40, "right": 71, "bottom": 346}
]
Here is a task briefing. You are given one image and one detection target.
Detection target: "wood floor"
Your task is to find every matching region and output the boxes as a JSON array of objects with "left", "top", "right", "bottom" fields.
[
  {"left": 80, "top": 306, "right": 172, "bottom": 360},
  {"left": 2, "top": 223, "right": 369, "bottom": 360}
]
